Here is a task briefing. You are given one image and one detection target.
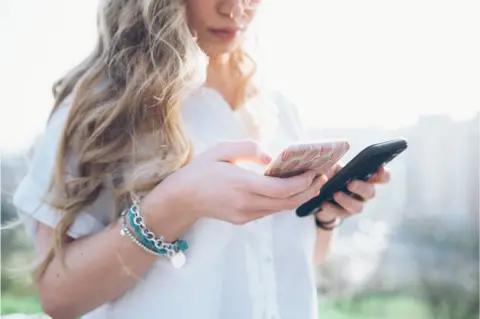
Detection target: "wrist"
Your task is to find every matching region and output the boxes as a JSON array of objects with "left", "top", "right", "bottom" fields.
[
  {"left": 315, "top": 210, "right": 337, "bottom": 223},
  {"left": 315, "top": 209, "right": 342, "bottom": 231},
  {"left": 140, "top": 191, "right": 197, "bottom": 242}
]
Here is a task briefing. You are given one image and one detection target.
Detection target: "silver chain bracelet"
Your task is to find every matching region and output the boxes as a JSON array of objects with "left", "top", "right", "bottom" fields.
[
  {"left": 120, "top": 213, "right": 165, "bottom": 257},
  {"left": 120, "top": 197, "right": 187, "bottom": 269},
  {"left": 128, "top": 202, "right": 177, "bottom": 256}
]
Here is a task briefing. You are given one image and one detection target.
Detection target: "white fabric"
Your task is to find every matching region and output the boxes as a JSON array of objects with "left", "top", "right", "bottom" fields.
[{"left": 13, "top": 87, "right": 319, "bottom": 319}]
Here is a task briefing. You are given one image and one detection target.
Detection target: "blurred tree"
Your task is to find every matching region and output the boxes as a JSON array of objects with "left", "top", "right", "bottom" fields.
[
  {"left": 390, "top": 215, "right": 479, "bottom": 319},
  {"left": 1, "top": 195, "right": 31, "bottom": 293},
  {"left": 1, "top": 195, "right": 19, "bottom": 292}
]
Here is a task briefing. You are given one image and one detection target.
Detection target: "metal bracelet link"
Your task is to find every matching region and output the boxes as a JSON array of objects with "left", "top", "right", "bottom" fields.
[
  {"left": 128, "top": 201, "right": 177, "bottom": 256},
  {"left": 120, "top": 196, "right": 188, "bottom": 268}
]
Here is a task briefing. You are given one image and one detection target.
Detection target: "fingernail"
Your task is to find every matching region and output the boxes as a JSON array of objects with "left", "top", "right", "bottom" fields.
[
  {"left": 262, "top": 154, "right": 272, "bottom": 164},
  {"left": 320, "top": 174, "right": 328, "bottom": 184}
]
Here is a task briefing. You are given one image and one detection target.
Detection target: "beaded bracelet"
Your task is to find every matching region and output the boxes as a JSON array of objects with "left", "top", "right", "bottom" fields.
[
  {"left": 120, "top": 198, "right": 188, "bottom": 269},
  {"left": 128, "top": 210, "right": 167, "bottom": 254},
  {"left": 127, "top": 202, "right": 189, "bottom": 254},
  {"left": 120, "top": 213, "right": 164, "bottom": 257}
]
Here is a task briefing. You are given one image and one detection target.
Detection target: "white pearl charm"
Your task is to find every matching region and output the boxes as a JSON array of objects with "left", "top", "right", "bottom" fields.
[{"left": 171, "top": 252, "right": 186, "bottom": 269}]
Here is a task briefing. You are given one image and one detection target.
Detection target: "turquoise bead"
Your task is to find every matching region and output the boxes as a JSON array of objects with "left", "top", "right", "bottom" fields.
[
  {"left": 177, "top": 240, "right": 189, "bottom": 252},
  {"left": 127, "top": 207, "right": 188, "bottom": 255}
]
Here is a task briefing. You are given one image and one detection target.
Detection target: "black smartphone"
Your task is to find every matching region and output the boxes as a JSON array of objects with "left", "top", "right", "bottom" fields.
[{"left": 295, "top": 138, "right": 408, "bottom": 217}]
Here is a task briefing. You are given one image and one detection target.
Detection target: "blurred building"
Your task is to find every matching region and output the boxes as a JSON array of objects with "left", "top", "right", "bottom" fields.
[
  {"left": 310, "top": 113, "right": 479, "bottom": 291},
  {"left": 402, "top": 114, "right": 479, "bottom": 229},
  {"left": 308, "top": 113, "right": 479, "bottom": 230}
]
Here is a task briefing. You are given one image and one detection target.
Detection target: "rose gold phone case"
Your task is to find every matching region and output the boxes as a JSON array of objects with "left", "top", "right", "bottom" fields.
[{"left": 264, "top": 141, "right": 350, "bottom": 178}]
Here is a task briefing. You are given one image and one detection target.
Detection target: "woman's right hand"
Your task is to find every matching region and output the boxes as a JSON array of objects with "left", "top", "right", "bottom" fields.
[{"left": 142, "top": 141, "right": 326, "bottom": 227}]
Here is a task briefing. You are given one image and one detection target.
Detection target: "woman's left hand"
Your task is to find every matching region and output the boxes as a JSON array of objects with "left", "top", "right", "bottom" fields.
[{"left": 315, "top": 164, "right": 391, "bottom": 222}]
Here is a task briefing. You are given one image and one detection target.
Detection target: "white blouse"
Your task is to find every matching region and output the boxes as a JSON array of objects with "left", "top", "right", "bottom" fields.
[{"left": 13, "top": 87, "right": 319, "bottom": 319}]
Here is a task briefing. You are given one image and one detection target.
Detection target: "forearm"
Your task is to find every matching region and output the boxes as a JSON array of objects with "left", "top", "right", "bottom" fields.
[
  {"left": 38, "top": 200, "right": 194, "bottom": 318},
  {"left": 313, "top": 228, "right": 334, "bottom": 265},
  {"left": 313, "top": 209, "right": 338, "bottom": 264}
]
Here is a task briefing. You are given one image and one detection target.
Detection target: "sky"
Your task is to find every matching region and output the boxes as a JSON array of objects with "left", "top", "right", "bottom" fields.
[{"left": 1, "top": 0, "right": 479, "bottom": 153}]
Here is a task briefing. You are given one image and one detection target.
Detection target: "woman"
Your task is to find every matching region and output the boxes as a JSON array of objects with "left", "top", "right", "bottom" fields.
[{"left": 13, "top": 0, "right": 390, "bottom": 318}]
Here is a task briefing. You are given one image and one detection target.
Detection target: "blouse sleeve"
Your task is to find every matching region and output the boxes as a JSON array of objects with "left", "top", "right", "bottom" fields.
[{"left": 12, "top": 103, "right": 112, "bottom": 240}]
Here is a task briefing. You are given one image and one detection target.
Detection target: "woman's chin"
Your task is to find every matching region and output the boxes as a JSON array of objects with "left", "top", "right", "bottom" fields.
[{"left": 200, "top": 42, "right": 241, "bottom": 59}]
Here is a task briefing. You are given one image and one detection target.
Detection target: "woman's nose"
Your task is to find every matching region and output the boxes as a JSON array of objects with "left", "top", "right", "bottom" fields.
[{"left": 218, "top": 0, "right": 246, "bottom": 19}]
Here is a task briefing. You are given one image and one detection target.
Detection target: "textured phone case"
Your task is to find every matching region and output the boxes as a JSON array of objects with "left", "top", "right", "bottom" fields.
[{"left": 264, "top": 141, "right": 350, "bottom": 178}]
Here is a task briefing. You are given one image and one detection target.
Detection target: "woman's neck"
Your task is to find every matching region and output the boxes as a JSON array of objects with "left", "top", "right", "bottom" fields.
[{"left": 206, "top": 54, "right": 241, "bottom": 109}]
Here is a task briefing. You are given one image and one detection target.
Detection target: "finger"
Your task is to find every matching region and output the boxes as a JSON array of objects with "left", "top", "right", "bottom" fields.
[
  {"left": 250, "top": 170, "right": 318, "bottom": 199},
  {"left": 200, "top": 140, "right": 272, "bottom": 165},
  {"left": 280, "top": 174, "right": 327, "bottom": 208},
  {"left": 369, "top": 166, "right": 391, "bottom": 184},
  {"left": 333, "top": 192, "right": 364, "bottom": 214},
  {"left": 325, "top": 162, "right": 344, "bottom": 179},
  {"left": 347, "top": 180, "right": 376, "bottom": 200},
  {"left": 251, "top": 174, "right": 327, "bottom": 211}
]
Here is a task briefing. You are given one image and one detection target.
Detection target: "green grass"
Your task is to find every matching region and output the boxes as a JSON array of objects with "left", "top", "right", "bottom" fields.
[
  {"left": 1, "top": 293, "right": 43, "bottom": 315},
  {"left": 318, "top": 294, "right": 432, "bottom": 319},
  {"left": 1, "top": 292, "right": 432, "bottom": 318}
]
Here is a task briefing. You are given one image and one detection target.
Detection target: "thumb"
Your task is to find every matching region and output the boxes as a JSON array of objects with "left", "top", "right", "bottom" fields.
[{"left": 200, "top": 140, "right": 272, "bottom": 165}]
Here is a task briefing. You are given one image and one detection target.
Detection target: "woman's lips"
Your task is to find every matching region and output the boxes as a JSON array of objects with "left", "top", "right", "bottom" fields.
[{"left": 208, "top": 28, "right": 242, "bottom": 40}]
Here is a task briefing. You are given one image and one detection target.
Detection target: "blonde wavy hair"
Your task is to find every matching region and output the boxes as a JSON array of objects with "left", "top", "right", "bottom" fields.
[{"left": 37, "top": 0, "right": 258, "bottom": 278}]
